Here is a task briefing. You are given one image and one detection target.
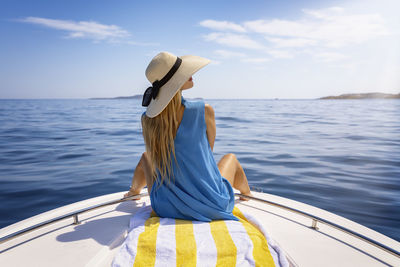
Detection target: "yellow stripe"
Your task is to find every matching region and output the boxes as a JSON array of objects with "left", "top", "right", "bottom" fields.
[
  {"left": 233, "top": 207, "right": 276, "bottom": 267},
  {"left": 175, "top": 219, "right": 196, "bottom": 267},
  {"left": 133, "top": 216, "right": 160, "bottom": 267},
  {"left": 210, "top": 220, "right": 237, "bottom": 266}
]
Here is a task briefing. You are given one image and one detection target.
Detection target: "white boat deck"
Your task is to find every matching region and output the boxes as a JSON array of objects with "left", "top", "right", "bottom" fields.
[{"left": 0, "top": 191, "right": 399, "bottom": 267}]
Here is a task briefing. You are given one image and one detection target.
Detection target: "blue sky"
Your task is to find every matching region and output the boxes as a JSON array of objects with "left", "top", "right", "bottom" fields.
[{"left": 0, "top": 0, "right": 399, "bottom": 99}]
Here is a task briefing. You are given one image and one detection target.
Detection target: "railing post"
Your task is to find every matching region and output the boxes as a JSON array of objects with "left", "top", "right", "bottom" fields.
[
  {"left": 311, "top": 219, "right": 319, "bottom": 230},
  {"left": 73, "top": 214, "right": 80, "bottom": 225}
]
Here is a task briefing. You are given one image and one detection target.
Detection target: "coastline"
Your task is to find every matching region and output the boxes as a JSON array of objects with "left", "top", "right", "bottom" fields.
[
  {"left": 87, "top": 92, "right": 400, "bottom": 101},
  {"left": 89, "top": 95, "right": 142, "bottom": 100},
  {"left": 319, "top": 92, "right": 400, "bottom": 100}
]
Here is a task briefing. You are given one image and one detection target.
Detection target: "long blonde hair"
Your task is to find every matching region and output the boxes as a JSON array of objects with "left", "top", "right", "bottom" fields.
[{"left": 142, "top": 90, "right": 182, "bottom": 186}]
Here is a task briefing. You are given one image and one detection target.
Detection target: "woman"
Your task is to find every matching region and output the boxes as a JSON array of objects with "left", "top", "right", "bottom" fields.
[{"left": 125, "top": 51, "right": 251, "bottom": 221}]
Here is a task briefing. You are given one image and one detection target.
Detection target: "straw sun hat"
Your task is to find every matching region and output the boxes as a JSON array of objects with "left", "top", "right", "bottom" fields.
[{"left": 142, "top": 51, "right": 210, "bottom": 118}]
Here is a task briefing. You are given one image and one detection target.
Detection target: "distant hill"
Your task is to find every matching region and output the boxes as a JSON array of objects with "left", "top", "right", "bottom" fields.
[
  {"left": 320, "top": 92, "right": 400, "bottom": 100},
  {"left": 90, "top": 95, "right": 142, "bottom": 100},
  {"left": 90, "top": 95, "right": 205, "bottom": 101}
]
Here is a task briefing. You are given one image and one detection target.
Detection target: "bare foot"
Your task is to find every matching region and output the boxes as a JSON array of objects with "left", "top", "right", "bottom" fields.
[
  {"left": 239, "top": 191, "right": 253, "bottom": 201},
  {"left": 123, "top": 189, "right": 141, "bottom": 200}
]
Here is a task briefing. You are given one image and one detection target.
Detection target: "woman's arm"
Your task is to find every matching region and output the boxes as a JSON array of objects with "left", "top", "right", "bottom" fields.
[
  {"left": 124, "top": 152, "right": 153, "bottom": 198},
  {"left": 124, "top": 115, "right": 153, "bottom": 198},
  {"left": 205, "top": 104, "right": 216, "bottom": 151}
]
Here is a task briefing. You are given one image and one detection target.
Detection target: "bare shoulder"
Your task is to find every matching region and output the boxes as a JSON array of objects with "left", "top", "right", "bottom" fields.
[{"left": 204, "top": 103, "right": 215, "bottom": 119}]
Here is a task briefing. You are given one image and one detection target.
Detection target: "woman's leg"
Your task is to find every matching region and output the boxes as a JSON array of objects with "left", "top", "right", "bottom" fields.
[
  {"left": 124, "top": 152, "right": 153, "bottom": 198},
  {"left": 218, "top": 153, "right": 251, "bottom": 197}
]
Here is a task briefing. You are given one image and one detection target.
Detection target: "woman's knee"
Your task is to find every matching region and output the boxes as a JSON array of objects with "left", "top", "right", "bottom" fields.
[
  {"left": 219, "top": 153, "right": 236, "bottom": 167},
  {"left": 140, "top": 152, "right": 150, "bottom": 163},
  {"left": 224, "top": 153, "right": 237, "bottom": 161},
  {"left": 218, "top": 153, "right": 238, "bottom": 173}
]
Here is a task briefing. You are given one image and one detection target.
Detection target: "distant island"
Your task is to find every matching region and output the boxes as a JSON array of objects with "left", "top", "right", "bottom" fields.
[
  {"left": 90, "top": 95, "right": 142, "bottom": 100},
  {"left": 90, "top": 95, "right": 204, "bottom": 101},
  {"left": 320, "top": 92, "right": 400, "bottom": 100},
  {"left": 90, "top": 92, "right": 400, "bottom": 100}
]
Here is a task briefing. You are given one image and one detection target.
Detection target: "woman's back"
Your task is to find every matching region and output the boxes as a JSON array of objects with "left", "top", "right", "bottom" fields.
[
  {"left": 150, "top": 98, "right": 237, "bottom": 221},
  {"left": 125, "top": 51, "right": 251, "bottom": 221}
]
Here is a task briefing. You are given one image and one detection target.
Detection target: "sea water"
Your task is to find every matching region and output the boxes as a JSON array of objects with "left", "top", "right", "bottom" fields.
[{"left": 0, "top": 98, "right": 399, "bottom": 241}]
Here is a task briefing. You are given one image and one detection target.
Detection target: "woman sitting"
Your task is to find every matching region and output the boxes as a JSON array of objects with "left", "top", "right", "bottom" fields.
[{"left": 125, "top": 51, "right": 252, "bottom": 221}]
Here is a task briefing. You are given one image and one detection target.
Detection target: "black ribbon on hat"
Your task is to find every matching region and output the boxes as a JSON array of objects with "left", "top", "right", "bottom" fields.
[{"left": 142, "top": 57, "right": 182, "bottom": 107}]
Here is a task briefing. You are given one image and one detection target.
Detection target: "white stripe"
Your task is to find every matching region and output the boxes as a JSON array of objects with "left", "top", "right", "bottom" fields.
[
  {"left": 111, "top": 205, "right": 152, "bottom": 267},
  {"left": 192, "top": 221, "right": 217, "bottom": 266},
  {"left": 240, "top": 210, "right": 289, "bottom": 267},
  {"left": 225, "top": 220, "right": 255, "bottom": 267},
  {"left": 129, "top": 204, "right": 152, "bottom": 229},
  {"left": 154, "top": 218, "right": 176, "bottom": 267}
]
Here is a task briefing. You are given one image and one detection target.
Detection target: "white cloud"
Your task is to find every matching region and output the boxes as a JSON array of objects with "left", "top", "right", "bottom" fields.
[
  {"left": 302, "top": 7, "right": 345, "bottom": 19},
  {"left": 20, "top": 17, "right": 130, "bottom": 42},
  {"left": 267, "top": 50, "right": 293, "bottom": 59},
  {"left": 241, "top": 57, "right": 270, "bottom": 63},
  {"left": 213, "top": 50, "right": 270, "bottom": 64},
  {"left": 266, "top": 37, "right": 317, "bottom": 48},
  {"left": 314, "top": 52, "right": 347, "bottom": 62},
  {"left": 214, "top": 49, "right": 246, "bottom": 58},
  {"left": 203, "top": 32, "right": 265, "bottom": 49},
  {"left": 244, "top": 19, "right": 308, "bottom": 38},
  {"left": 244, "top": 7, "right": 389, "bottom": 48},
  {"left": 209, "top": 59, "right": 222, "bottom": 65},
  {"left": 199, "top": 20, "right": 246, "bottom": 32},
  {"left": 200, "top": 6, "right": 393, "bottom": 65}
]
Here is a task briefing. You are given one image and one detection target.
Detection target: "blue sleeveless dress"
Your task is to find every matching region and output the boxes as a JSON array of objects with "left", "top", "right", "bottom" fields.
[{"left": 149, "top": 97, "right": 237, "bottom": 222}]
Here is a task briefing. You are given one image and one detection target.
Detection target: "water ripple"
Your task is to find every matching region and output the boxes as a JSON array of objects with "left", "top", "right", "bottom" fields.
[{"left": 0, "top": 98, "right": 399, "bottom": 242}]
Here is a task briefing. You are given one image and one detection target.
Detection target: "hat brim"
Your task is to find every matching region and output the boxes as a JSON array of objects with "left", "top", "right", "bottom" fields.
[{"left": 145, "top": 55, "right": 210, "bottom": 118}]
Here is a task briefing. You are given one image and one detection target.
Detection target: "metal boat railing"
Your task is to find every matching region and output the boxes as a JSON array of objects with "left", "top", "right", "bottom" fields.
[
  {"left": 236, "top": 193, "right": 400, "bottom": 260},
  {"left": 1, "top": 192, "right": 399, "bottom": 261},
  {"left": 0, "top": 193, "right": 148, "bottom": 245}
]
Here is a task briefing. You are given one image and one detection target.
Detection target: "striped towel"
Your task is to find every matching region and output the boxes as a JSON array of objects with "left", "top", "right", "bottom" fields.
[{"left": 112, "top": 204, "right": 289, "bottom": 267}]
